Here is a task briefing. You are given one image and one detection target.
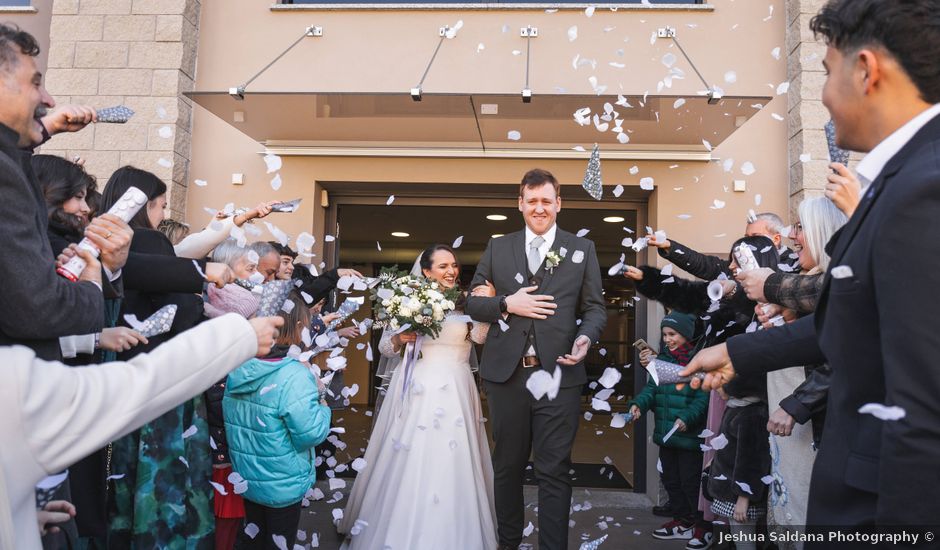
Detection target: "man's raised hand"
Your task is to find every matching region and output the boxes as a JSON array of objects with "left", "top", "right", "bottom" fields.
[{"left": 678, "top": 343, "right": 737, "bottom": 391}]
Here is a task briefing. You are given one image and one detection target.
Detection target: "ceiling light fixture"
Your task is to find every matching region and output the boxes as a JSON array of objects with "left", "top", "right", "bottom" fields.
[
  {"left": 390, "top": 231, "right": 410, "bottom": 238},
  {"left": 491, "top": 234, "right": 504, "bottom": 238},
  {"left": 603, "top": 216, "right": 625, "bottom": 223},
  {"left": 486, "top": 214, "right": 508, "bottom": 221}
]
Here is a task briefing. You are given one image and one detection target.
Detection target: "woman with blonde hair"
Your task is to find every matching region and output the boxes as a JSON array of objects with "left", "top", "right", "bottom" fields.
[{"left": 763, "top": 196, "right": 846, "bottom": 547}]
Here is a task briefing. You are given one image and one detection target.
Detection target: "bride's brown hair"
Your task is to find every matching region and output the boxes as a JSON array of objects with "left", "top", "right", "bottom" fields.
[{"left": 418, "top": 244, "right": 467, "bottom": 312}]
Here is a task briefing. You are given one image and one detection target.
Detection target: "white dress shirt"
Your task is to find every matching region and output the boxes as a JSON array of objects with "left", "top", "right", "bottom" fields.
[
  {"left": 855, "top": 103, "right": 940, "bottom": 186},
  {"left": 524, "top": 223, "right": 557, "bottom": 267}
]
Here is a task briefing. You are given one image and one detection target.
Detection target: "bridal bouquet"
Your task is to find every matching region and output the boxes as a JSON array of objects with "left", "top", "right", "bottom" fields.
[
  {"left": 370, "top": 267, "right": 460, "bottom": 339},
  {"left": 370, "top": 267, "right": 461, "bottom": 409}
]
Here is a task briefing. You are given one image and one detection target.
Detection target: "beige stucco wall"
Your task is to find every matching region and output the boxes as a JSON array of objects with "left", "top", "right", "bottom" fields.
[
  {"left": 186, "top": 0, "right": 790, "bottom": 262},
  {"left": 1, "top": 0, "right": 53, "bottom": 71}
]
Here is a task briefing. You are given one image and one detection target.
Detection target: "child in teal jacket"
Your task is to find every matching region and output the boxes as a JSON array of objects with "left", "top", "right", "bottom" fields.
[
  {"left": 224, "top": 292, "right": 332, "bottom": 548},
  {"left": 627, "top": 312, "right": 709, "bottom": 541}
]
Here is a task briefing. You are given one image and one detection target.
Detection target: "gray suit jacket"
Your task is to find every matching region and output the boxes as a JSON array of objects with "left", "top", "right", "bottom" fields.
[
  {"left": 466, "top": 228, "right": 606, "bottom": 387},
  {"left": 0, "top": 123, "right": 103, "bottom": 360}
]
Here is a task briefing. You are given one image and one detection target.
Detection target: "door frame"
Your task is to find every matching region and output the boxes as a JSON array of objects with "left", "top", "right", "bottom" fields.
[{"left": 322, "top": 185, "right": 651, "bottom": 493}]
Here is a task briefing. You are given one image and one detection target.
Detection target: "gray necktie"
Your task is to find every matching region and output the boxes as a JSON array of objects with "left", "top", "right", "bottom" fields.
[{"left": 528, "top": 235, "right": 545, "bottom": 275}]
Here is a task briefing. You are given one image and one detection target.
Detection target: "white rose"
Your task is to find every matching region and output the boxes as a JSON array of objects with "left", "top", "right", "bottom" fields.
[
  {"left": 433, "top": 310, "right": 444, "bottom": 321},
  {"left": 390, "top": 319, "right": 399, "bottom": 329},
  {"left": 382, "top": 299, "right": 392, "bottom": 307},
  {"left": 414, "top": 314, "right": 425, "bottom": 324}
]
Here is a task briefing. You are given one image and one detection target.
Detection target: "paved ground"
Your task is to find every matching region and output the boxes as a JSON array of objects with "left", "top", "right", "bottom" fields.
[{"left": 295, "top": 482, "right": 718, "bottom": 549}]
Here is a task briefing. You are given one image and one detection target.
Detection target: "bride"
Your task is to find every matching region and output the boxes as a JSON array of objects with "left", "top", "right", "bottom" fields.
[{"left": 338, "top": 244, "right": 498, "bottom": 550}]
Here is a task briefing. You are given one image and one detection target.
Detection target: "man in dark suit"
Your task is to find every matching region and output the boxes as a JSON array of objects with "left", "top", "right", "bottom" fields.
[
  {"left": 0, "top": 23, "right": 131, "bottom": 360},
  {"left": 466, "top": 169, "right": 607, "bottom": 550},
  {"left": 681, "top": 0, "right": 940, "bottom": 532}
]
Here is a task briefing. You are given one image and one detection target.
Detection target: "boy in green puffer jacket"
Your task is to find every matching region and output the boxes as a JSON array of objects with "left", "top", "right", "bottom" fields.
[
  {"left": 627, "top": 311, "right": 709, "bottom": 543},
  {"left": 224, "top": 292, "right": 332, "bottom": 549}
]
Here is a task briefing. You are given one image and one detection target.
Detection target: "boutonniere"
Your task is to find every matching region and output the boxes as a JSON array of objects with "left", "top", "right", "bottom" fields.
[{"left": 545, "top": 250, "right": 563, "bottom": 274}]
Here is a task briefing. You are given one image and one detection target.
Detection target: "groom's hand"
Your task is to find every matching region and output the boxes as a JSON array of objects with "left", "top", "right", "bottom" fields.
[
  {"left": 558, "top": 335, "right": 591, "bottom": 366},
  {"left": 505, "top": 285, "right": 556, "bottom": 319}
]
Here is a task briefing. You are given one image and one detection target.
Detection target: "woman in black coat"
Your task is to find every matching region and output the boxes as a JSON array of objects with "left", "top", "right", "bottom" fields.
[{"left": 101, "top": 166, "right": 223, "bottom": 550}]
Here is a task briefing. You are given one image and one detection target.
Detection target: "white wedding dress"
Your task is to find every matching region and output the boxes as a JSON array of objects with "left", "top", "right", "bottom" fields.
[{"left": 338, "top": 313, "right": 498, "bottom": 550}]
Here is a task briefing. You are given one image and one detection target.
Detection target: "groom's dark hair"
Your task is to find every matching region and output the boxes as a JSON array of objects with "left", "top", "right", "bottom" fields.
[{"left": 520, "top": 168, "right": 560, "bottom": 197}]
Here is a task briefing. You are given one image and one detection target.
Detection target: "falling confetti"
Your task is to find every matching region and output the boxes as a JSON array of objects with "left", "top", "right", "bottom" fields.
[
  {"left": 639, "top": 177, "right": 654, "bottom": 191},
  {"left": 724, "top": 70, "right": 737, "bottom": 84},
  {"left": 270, "top": 173, "right": 282, "bottom": 191},
  {"left": 741, "top": 161, "right": 756, "bottom": 176},
  {"left": 507, "top": 130, "right": 521, "bottom": 141},
  {"left": 452, "top": 236, "right": 464, "bottom": 248},
  {"left": 568, "top": 26, "right": 578, "bottom": 42},
  {"left": 194, "top": 179, "right": 207, "bottom": 187},
  {"left": 386, "top": 195, "right": 395, "bottom": 206},
  {"left": 776, "top": 81, "right": 790, "bottom": 95},
  {"left": 613, "top": 184, "right": 624, "bottom": 198},
  {"left": 858, "top": 403, "right": 906, "bottom": 421},
  {"left": 673, "top": 98, "right": 686, "bottom": 109},
  {"left": 263, "top": 153, "right": 282, "bottom": 173}
]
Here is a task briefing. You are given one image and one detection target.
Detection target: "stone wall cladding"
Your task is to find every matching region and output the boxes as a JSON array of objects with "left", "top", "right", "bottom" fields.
[{"left": 42, "top": 0, "right": 200, "bottom": 221}]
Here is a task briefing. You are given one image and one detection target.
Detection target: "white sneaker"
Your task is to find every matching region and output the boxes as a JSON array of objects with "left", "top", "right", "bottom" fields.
[
  {"left": 686, "top": 528, "right": 714, "bottom": 549},
  {"left": 652, "top": 520, "right": 694, "bottom": 540}
]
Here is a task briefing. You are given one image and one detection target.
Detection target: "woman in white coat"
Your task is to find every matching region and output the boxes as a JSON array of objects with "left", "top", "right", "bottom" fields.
[{"left": 0, "top": 312, "right": 283, "bottom": 550}]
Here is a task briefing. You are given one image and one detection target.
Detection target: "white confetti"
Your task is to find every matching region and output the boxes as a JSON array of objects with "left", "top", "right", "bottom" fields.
[
  {"left": 629, "top": 165, "right": 639, "bottom": 175},
  {"left": 272, "top": 534, "right": 288, "bottom": 550},
  {"left": 264, "top": 221, "right": 290, "bottom": 247},
  {"left": 352, "top": 457, "right": 367, "bottom": 472},
  {"left": 452, "top": 235, "right": 464, "bottom": 248},
  {"left": 567, "top": 26, "right": 578, "bottom": 42},
  {"left": 698, "top": 428, "right": 714, "bottom": 438},
  {"left": 710, "top": 433, "right": 729, "bottom": 450},
  {"left": 702, "top": 139, "right": 713, "bottom": 151},
  {"left": 598, "top": 367, "right": 621, "bottom": 389},
  {"left": 584, "top": 5, "right": 595, "bottom": 17},
  {"left": 755, "top": 193, "right": 763, "bottom": 206},
  {"left": 329, "top": 478, "right": 346, "bottom": 491},
  {"left": 639, "top": 177, "right": 654, "bottom": 190},
  {"left": 260, "top": 383, "right": 277, "bottom": 395},
  {"left": 673, "top": 98, "right": 686, "bottom": 109},
  {"left": 858, "top": 403, "right": 906, "bottom": 421},
  {"left": 263, "top": 153, "right": 282, "bottom": 173},
  {"left": 244, "top": 523, "right": 260, "bottom": 539},
  {"left": 194, "top": 178, "right": 207, "bottom": 187},
  {"left": 526, "top": 366, "right": 562, "bottom": 400},
  {"left": 507, "top": 130, "right": 521, "bottom": 141},
  {"left": 270, "top": 173, "right": 282, "bottom": 191},
  {"left": 724, "top": 70, "right": 737, "bottom": 84},
  {"left": 762, "top": 475, "right": 775, "bottom": 485},
  {"left": 572, "top": 250, "right": 585, "bottom": 264},
  {"left": 772, "top": 113, "right": 785, "bottom": 121},
  {"left": 158, "top": 126, "right": 173, "bottom": 139},
  {"left": 157, "top": 157, "right": 172, "bottom": 168},
  {"left": 711, "top": 199, "right": 726, "bottom": 210},
  {"left": 772, "top": 46, "right": 781, "bottom": 60},
  {"left": 256, "top": 416, "right": 267, "bottom": 427},
  {"left": 576, "top": 228, "right": 590, "bottom": 237},
  {"left": 741, "top": 161, "right": 756, "bottom": 176},
  {"left": 662, "top": 52, "right": 677, "bottom": 68},
  {"left": 106, "top": 473, "right": 125, "bottom": 481},
  {"left": 736, "top": 481, "right": 754, "bottom": 495},
  {"left": 210, "top": 481, "right": 228, "bottom": 496},
  {"left": 613, "top": 184, "right": 624, "bottom": 198},
  {"left": 523, "top": 521, "right": 535, "bottom": 537},
  {"left": 776, "top": 81, "right": 790, "bottom": 95},
  {"left": 182, "top": 424, "right": 198, "bottom": 439}
]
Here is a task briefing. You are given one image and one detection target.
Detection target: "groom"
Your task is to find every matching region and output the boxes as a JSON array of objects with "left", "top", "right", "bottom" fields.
[{"left": 466, "top": 169, "right": 606, "bottom": 550}]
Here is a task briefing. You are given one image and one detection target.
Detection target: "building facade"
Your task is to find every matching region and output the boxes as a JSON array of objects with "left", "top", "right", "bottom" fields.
[{"left": 3, "top": 0, "right": 836, "bottom": 494}]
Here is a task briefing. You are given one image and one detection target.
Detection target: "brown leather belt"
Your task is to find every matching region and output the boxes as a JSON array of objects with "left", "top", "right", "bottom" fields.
[{"left": 521, "top": 356, "right": 540, "bottom": 368}]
